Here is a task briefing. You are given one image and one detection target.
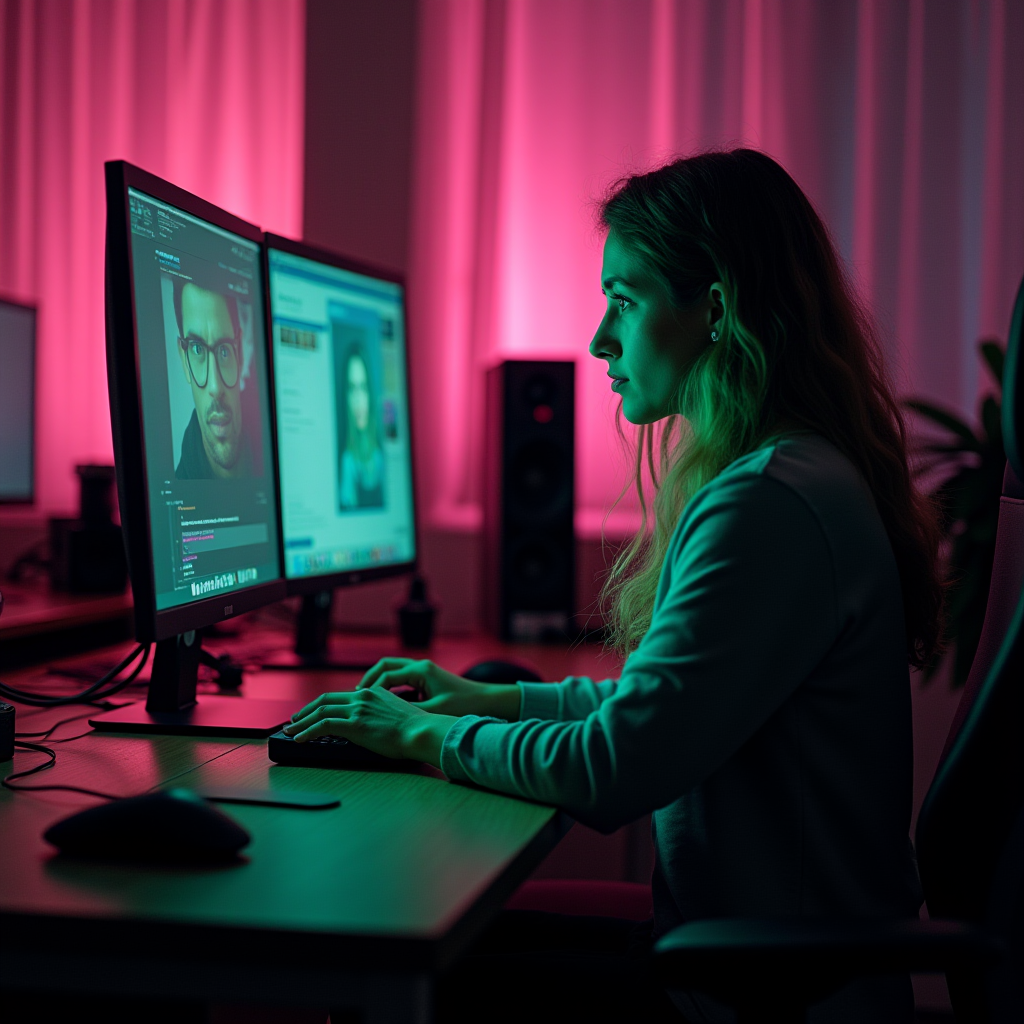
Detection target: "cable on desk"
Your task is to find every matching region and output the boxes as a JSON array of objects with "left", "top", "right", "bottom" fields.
[
  {"left": 0, "top": 643, "right": 150, "bottom": 708},
  {"left": 15, "top": 704, "right": 132, "bottom": 742},
  {"left": 1, "top": 740, "right": 121, "bottom": 799}
]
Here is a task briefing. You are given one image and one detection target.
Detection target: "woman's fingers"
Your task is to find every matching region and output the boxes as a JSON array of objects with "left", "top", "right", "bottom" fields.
[
  {"left": 365, "top": 659, "right": 435, "bottom": 696},
  {"left": 285, "top": 699, "right": 352, "bottom": 735},
  {"left": 283, "top": 687, "right": 429, "bottom": 760},
  {"left": 357, "top": 657, "right": 415, "bottom": 689},
  {"left": 292, "top": 715, "right": 350, "bottom": 742},
  {"left": 290, "top": 691, "right": 353, "bottom": 722}
]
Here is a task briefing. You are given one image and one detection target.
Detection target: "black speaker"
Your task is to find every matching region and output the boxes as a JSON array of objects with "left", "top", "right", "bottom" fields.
[
  {"left": 49, "top": 465, "right": 128, "bottom": 594},
  {"left": 483, "top": 360, "right": 575, "bottom": 641}
]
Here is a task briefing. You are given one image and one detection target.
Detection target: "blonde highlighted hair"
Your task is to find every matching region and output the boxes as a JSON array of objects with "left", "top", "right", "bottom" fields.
[{"left": 598, "top": 150, "right": 944, "bottom": 668}]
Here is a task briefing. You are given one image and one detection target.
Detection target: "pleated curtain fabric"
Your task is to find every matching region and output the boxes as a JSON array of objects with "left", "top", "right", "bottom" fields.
[
  {"left": 406, "top": 0, "right": 1024, "bottom": 533},
  {"left": 0, "top": 0, "right": 306, "bottom": 511}
]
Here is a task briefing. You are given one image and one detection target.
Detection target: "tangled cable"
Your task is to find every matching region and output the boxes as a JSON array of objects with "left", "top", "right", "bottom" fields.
[{"left": 0, "top": 643, "right": 150, "bottom": 708}]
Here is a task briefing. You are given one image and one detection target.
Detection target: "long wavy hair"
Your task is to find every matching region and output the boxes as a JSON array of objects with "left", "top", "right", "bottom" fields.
[
  {"left": 598, "top": 149, "right": 944, "bottom": 669},
  {"left": 342, "top": 343, "right": 380, "bottom": 465}
]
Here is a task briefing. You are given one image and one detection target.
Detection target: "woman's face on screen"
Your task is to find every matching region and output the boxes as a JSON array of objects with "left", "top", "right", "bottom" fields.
[
  {"left": 589, "top": 231, "right": 719, "bottom": 424},
  {"left": 348, "top": 355, "right": 370, "bottom": 432}
]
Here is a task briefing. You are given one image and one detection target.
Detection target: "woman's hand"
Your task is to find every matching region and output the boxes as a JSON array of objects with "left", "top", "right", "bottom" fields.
[
  {"left": 356, "top": 658, "right": 522, "bottom": 721},
  {"left": 282, "top": 687, "right": 457, "bottom": 767}
]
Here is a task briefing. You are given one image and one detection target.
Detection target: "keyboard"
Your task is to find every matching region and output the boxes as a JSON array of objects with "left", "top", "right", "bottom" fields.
[{"left": 268, "top": 730, "right": 402, "bottom": 769}]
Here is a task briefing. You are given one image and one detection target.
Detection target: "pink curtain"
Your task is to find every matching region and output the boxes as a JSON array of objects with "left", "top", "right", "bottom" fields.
[
  {"left": 408, "top": 0, "right": 1024, "bottom": 535},
  {"left": 0, "top": 0, "right": 305, "bottom": 512}
]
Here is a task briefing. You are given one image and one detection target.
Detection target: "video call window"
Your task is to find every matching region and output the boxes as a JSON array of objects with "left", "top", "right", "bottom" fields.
[
  {"left": 128, "top": 188, "right": 281, "bottom": 610},
  {"left": 163, "top": 274, "right": 262, "bottom": 480},
  {"left": 268, "top": 248, "right": 416, "bottom": 581},
  {"left": 333, "top": 312, "right": 384, "bottom": 510}
]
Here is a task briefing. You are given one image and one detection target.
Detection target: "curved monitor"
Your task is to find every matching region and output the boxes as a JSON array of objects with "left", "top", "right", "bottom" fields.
[
  {"left": 264, "top": 234, "right": 418, "bottom": 595},
  {"left": 105, "top": 162, "right": 286, "bottom": 644}
]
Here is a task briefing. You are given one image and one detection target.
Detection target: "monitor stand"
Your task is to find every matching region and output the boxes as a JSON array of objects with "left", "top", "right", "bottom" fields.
[
  {"left": 260, "top": 590, "right": 397, "bottom": 672},
  {"left": 89, "top": 631, "right": 297, "bottom": 737}
]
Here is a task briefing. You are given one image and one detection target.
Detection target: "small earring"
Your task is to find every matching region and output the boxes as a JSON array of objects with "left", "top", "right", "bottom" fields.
[{"left": 711, "top": 330, "right": 719, "bottom": 343}]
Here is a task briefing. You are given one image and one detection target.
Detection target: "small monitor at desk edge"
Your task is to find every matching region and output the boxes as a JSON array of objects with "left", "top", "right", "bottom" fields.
[{"left": 0, "top": 295, "right": 37, "bottom": 504}]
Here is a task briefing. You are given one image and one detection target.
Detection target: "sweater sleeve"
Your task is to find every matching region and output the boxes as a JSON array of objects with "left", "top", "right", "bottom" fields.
[
  {"left": 440, "top": 474, "right": 841, "bottom": 833},
  {"left": 518, "top": 677, "right": 619, "bottom": 722}
]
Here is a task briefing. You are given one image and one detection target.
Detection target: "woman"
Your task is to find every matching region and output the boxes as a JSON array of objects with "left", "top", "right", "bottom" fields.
[
  {"left": 285, "top": 150, "right": 943, "bottom": 1022},
  {"left": 338, "top": 342, "right": 385, "bottom": 509}
]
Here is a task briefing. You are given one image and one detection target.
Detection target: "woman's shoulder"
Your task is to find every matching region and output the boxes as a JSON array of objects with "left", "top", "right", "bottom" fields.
[
  {"left": 698, "top": 432, "right": 866, "bottom": 506},
  {"left": 678, "top": 432, "right": 888, "bottom": 566}
]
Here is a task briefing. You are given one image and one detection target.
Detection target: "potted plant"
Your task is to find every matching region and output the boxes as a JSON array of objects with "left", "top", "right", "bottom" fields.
[{"left": 905, "top": 339, "right": 1007, "bottom": 687}]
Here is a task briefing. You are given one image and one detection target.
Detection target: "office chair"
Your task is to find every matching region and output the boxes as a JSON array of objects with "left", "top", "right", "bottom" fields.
[{"left": 654, "top": 274, "right": 1024, "bottom": 1024}]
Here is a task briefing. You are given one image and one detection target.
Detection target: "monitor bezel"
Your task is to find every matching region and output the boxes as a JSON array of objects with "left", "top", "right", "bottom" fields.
[
  {"left": 0, "top": 294, "right": 37, "bottom": 505},
  {"left": 262, "top": 232, "right": 420, "bottom": 598},
  {"left": 105, "top": 160, "right": 287, "bottom": 643}
]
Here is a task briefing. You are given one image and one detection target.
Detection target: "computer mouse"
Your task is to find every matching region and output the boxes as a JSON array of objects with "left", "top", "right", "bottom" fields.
[
  {"left": 43, "top": 788, "right": 251, "bottom": 865},
  {"left": 461, "top": 659, "right": 543, "bottom": 685}
]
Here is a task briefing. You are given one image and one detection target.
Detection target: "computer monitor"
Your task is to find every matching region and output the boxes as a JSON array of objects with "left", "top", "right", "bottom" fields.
[
  {"left": 263, "top": 235, "right": 418, "bottom": 664},
  {"left": 0, "top": 296, "right": 36, "bottom": 504},
  {"left": 93, "top": 161, "right": 295, "bottom": 736}
]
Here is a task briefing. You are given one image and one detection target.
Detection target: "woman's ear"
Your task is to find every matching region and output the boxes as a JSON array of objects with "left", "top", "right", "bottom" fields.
[{"left": 708, "top": 282, "right": 727, "bottom": 333}]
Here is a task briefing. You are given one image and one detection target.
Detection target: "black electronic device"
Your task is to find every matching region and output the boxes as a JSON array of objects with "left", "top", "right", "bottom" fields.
[
  {"left": 461, "top": 659, "right": 543, "bottom": 685},
  {"left": 268, "top": 729, "right": 403, "bottom": 769},
  {"left": 0, "top": 295, "right": 36, "bottom": 504},
  {"left": 261, "top": 234, "right": 419, "bottom": 669},
  {"left": 396, "top": 575, "right": 437, "bottom": 648},
  {"left": 49, "top": 464, "right": 129, "bottom": 593},
  {"left": 91, "top": 161, "right": 293, "bottom": 736},
  {"left": 483, "top": 360, "right": 576, "bottom": 641},
  {"left": 43, "top": 788, "right": 250, "bottom": 864},
  {"left": 0, "top": 701, "right": 14, "bottom": 761}
]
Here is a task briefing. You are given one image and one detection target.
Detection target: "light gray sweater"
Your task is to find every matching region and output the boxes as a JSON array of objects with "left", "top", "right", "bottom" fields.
[{"left": 441, "top": 433, "right": 922, "bottom": 1022}]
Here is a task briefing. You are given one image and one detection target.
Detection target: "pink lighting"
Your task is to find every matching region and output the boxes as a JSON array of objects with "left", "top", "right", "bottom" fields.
[
  {"left": 1, "top": 0, "right": 1021, "bottom": 533},
  {"left": 0, "top": 0, "right": 305, "bottom": 513},
  {"left": 408, "top": 0, "right": 1023, "bottom": 536}
]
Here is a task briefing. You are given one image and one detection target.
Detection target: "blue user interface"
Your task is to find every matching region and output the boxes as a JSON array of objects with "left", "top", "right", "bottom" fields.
[{"left": 267, "top": 248, "right": 416, "bottom": 579}]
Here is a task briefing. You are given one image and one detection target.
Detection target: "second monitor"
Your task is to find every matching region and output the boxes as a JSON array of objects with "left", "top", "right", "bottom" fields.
[{"left": 264, "top": 236, "right": 418, "bottom": 664}]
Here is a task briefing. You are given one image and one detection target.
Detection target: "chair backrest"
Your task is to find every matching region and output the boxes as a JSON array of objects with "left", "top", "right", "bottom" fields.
[{"left": 916, "top": 273, "right": 1024, "bottom": 1020}]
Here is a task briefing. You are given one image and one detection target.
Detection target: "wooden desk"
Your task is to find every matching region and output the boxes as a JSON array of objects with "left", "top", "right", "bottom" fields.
[{"left": 0, "top": 629, "right": 611, "bottom": 1022}]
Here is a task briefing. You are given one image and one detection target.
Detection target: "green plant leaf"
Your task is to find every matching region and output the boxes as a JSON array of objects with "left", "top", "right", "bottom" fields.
[
  {"left": 979, "top": 339, "right": 1004, "bottom": 386},
  {"left": 912, "top": 339, "right": 1008, "bottom": 689},
  {"left": 904, "top": 400, "right": 982, "bottom": 450},
  {"left": 981, "top": 395, "right": 1003, "bottom": 448}
]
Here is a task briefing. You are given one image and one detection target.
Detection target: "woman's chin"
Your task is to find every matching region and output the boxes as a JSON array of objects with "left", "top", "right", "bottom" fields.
[{"left": 620, "top": 401, "right": 658, "bottom": 426}]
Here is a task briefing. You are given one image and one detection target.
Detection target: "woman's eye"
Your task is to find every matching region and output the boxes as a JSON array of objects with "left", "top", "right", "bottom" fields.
[{"left": 616, "top": 296, "right": 632, "bottom": 312}]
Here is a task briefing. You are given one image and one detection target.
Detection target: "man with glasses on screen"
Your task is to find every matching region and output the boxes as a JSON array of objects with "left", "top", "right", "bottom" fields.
[{"left": 173, "top": 278, "right": 252, "bottom": 479}]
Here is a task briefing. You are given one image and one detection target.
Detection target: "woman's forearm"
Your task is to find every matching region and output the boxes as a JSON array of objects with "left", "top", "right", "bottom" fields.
[{"left": 483, "top": 682, "right": 522, "bottom": 722}]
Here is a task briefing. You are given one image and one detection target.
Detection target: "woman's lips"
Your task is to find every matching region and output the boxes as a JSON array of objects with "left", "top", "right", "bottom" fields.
[{"left": 610, "top": 377, "right": 628, "bottom": 392}]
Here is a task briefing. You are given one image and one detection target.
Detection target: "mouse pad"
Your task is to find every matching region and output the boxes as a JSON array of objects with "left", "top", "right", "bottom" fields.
[{"left": 184, "top": 785, "right": 340, "bottom": 810}]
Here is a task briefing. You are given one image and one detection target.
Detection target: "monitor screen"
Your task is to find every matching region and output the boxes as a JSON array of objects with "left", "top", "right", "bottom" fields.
[
  {"left": 266, "top": 245, "right": 416, "bottom": 582},
  {"left": 0, "top": 298, "right": 36, "bottom": 502},
  {"left": 126, "top": 187, "right": 282, "bottom": 612}
]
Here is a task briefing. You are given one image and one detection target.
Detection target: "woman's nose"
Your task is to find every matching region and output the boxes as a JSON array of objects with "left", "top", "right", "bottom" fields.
[{"left": 589, "top": 311, "right": 619, "bottom": 360}]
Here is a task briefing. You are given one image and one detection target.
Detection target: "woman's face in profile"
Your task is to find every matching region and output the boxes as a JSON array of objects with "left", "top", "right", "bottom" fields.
[
  {"left": 348, "top": 355, "right": 370, "bottom": 432},
  {"left": 589, "top": 231, "right": 718, "bottom": 424}
]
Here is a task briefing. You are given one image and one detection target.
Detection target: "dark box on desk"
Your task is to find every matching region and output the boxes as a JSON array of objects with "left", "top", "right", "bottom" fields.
[{"left": 49, "top": 519, "right": 129, "bottom": 594}]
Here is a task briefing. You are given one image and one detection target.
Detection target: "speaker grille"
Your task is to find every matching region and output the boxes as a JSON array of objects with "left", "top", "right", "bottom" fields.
[{"left": 483, "top": 360, "right": 575, "bottom": 641}]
